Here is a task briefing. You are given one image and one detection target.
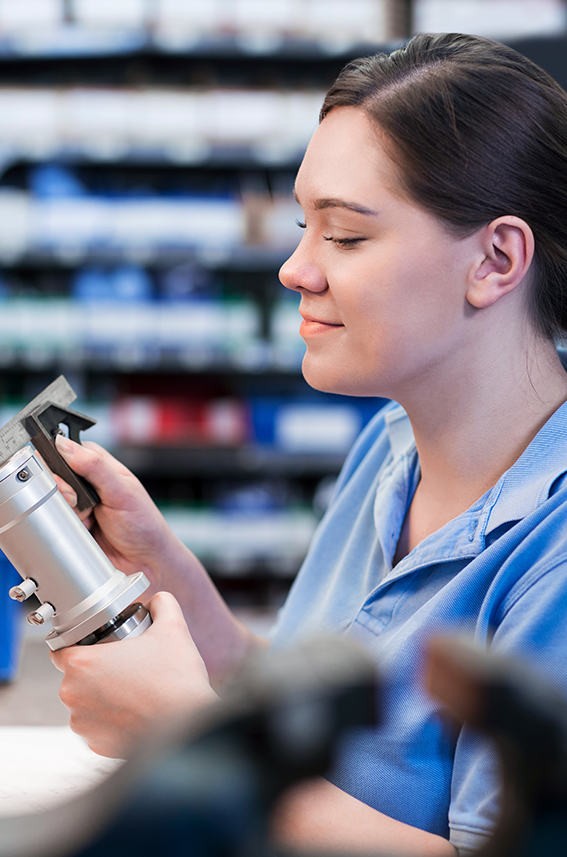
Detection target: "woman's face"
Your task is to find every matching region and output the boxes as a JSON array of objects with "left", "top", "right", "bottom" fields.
[{"left": 279, "top": 106, "right": 480, "bottom": 400}]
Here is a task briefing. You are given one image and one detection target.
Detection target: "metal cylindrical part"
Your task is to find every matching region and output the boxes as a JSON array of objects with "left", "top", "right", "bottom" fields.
[
  {"left": 27, "top": 602, "right": 55, "bottom": 625},
  {"left": 0, "top": 448, "right": 117, "bottom": 611},
  {"left": 0, "top": 446, "right": 150, "bottom": 649},
  {"left": 77, "top": 602, "right": 152, "bottom": 646},
  {"left": 9, "top": 577, "right": 38, "bottom": 601}
]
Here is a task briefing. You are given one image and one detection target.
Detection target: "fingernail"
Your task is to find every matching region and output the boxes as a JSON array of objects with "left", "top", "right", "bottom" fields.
[
  {"left": 55, "top": 434, "right": 75, "bottom": 455},
  {"left": 61, "top": 491, "right": 78, "bottom": 508}
]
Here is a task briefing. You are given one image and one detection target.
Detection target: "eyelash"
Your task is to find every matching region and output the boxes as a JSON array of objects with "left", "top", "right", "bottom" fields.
[{"left": 295, "top": 219, "right": 365, "bottom": 249}]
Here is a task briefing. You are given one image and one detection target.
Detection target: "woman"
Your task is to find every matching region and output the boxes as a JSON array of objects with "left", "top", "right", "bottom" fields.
[{"left": 51, "top": 33, "right": 567, "bottom": 856}]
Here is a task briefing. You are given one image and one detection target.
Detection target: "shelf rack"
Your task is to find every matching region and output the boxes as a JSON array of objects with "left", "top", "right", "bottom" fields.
[{"left": 0, "top": 7, "right": 565, "bottom": 604}]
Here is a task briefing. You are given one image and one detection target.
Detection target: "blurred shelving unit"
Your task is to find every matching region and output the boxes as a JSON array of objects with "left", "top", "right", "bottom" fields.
[
  {"left": 0, "top": 0, "right": 566, "bottom": 625},
  {"left": 0, "top": 0, "right": 403, "bottom": 617}
]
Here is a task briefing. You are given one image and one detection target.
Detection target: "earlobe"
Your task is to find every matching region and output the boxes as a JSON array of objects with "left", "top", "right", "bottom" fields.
[{"left": 466, "top": 216, "right": 535, "bottom": 309}]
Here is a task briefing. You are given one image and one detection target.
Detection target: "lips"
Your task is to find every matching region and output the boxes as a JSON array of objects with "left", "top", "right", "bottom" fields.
[
  {"left": 300, "top": 310, "right": 343, "bottom": 326},
  {"left": 299, "top": 313, "right": 344, "bottom": 337}
]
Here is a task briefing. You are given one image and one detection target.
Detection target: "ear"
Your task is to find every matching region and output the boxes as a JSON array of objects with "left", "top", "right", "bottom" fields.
[{"left": 466, "top": 216, "right": 535, "bottom": 309}]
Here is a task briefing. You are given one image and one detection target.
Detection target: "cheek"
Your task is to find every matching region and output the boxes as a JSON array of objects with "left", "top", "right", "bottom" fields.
[{"left": 347, "top": 254, "right": 464, "bottom": 356}]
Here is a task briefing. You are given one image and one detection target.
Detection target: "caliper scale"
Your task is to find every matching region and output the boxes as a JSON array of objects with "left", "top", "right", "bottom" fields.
[{"left": 0, "top": 376, "right": 151, "bottom": 650}]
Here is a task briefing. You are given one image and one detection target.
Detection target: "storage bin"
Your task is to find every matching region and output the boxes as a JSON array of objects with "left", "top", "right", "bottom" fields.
[{"left": 0, "top": 551, "right": 23, "bottom": 682}]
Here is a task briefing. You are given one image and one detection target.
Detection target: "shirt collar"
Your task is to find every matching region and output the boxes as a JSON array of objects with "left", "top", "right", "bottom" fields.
[
  {"left": 385, "top": 404, "right": 416, "bottom": 458},
  {"left": 484, "top": 398, "right": 567, "bottom": 534},
  {"left": 384, "top": 399, "right": 567, "bottom": 539}
]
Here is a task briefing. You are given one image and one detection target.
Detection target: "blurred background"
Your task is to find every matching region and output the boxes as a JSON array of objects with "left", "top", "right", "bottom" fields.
[{"left": 1, "top": 0, "right": 567, "bottom": 678}]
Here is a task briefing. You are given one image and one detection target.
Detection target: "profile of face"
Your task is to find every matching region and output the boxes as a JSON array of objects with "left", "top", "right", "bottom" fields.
[{"left": 279, "top": 106, "right": 505, "bottom": 401}]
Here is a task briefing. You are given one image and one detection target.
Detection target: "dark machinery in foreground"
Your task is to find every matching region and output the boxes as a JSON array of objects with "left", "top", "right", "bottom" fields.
[{"left": 2, "top": 633, "right": 567, "bottom": 856}]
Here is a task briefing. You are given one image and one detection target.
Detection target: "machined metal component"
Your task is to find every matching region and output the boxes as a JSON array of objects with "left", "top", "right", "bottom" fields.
[
  {"left": 27, "top": 602, "right": 56, "bottom": 626},
  {"left": 0, "top": 445, "right": 150, "bottom": 650},
  {"left": 0, "top": 374, "right": 99, "bottom": 512},
  {"left": 0, "top": 376, "right": 75, "bottom": 468},
  {"left": 76, "top": 602, "right": 152, "bottom": 646},
  {"left": 9, "top": 577, "right": 38, "bottom": 601}
]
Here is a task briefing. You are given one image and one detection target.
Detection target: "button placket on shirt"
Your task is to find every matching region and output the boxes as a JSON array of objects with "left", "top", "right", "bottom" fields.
[{"left": 354, "top": 480, "right": 503, "bottom": 634}]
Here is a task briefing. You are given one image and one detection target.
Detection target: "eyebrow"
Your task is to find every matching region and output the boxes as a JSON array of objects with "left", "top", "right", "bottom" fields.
[{"left": 293, "top": 189, "right": 379, "bottom": 217}]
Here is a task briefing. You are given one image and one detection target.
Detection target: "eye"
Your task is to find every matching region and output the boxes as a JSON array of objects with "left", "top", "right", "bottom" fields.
[
  {"left": 324, "top": 236, "right": 366, "bottom": 249},
  {"left": 295, "top": 219, "right": 306, "bottom": 229}
]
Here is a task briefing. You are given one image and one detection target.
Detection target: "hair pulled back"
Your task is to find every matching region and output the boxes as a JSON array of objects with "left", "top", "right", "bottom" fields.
[{"left": 321, "top": 32, "right": 567, "bottom": 339}]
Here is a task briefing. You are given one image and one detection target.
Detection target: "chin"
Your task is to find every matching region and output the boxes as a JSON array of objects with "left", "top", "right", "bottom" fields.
[{"left": 301, "top": 357, "right": 378, "bottom": 398}]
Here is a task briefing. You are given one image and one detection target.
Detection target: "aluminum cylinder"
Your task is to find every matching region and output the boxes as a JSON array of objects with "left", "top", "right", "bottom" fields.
[{"left": 0, "top": 446, "right": 149, "bottom": 649}]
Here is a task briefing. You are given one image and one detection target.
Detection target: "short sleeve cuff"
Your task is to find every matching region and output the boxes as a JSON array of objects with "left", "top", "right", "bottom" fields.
[{"left": 450, "top": 825, "right": 492, "bottom": 856}]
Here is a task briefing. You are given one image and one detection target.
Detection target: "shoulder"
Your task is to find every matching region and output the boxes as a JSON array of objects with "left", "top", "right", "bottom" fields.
[{"left": 478, "top": 485, "right": 567, "bottom": 684}]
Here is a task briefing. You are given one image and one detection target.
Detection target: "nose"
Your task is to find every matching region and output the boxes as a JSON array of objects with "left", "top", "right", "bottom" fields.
[{"left": 279, "top": 241, "right": 328, "bottom": 294}]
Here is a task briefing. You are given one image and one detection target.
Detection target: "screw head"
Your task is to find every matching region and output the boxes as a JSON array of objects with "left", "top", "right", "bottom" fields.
[{"left": 17, "top": 468, "right": 30, "bottom": 482}]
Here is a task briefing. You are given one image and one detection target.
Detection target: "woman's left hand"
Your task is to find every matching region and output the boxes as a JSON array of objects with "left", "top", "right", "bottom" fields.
[{"left": 50, "top": 591, "right": 219, "bottom": 759}]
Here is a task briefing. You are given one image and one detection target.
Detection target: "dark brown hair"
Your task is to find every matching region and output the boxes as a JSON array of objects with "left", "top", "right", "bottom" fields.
[{"left": 321, "top": 32, "right": 567, "bottom": 339}]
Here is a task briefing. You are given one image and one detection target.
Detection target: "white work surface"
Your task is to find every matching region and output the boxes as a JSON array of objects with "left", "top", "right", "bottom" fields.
[
  {"left": 0, "top": 626, "right": 121, "bottom": 819},
  {"left": 0, "top": 726, "right": 121, "bottom": 816},
  {"left": 0, "top": 607, "right": 275, "bottom": 820}
]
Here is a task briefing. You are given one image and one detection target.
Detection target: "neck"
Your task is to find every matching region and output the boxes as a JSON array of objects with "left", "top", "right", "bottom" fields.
[{"left": 399, "top": 335, "right": 567, "bottom": 516}]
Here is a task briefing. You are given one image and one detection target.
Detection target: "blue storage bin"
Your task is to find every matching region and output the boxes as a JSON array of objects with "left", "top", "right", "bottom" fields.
[
  {"left": 249, "top": 395, "right": 388, "bottom": 448},
  {"left": 0, "top": 552, "right": 23, "bottom": 682}
]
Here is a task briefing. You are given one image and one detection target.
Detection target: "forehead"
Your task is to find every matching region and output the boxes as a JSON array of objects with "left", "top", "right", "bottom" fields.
[{"left": 295, "top": 106, "right": 403, "bottom": 206}]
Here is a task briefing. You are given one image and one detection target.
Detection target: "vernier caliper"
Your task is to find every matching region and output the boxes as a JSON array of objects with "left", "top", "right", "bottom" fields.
[{"left": 0, "top": 376, "right": 150, "bottom": 650}]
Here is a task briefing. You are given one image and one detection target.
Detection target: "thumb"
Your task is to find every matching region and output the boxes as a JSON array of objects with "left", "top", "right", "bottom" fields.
[
  {"left": 145, "top": 591, "right": 189, "bottom": 631},
  {"left": 50, "top": 646, "right": 70, "bottom": 673},
  {"left": 144, "top": 592, "right": 210, "bottom": 678},
  {"left": 49, "top": 593, "right": 184, "bottom": 671},
  {"left": 55, "top": 434, "right": 138, "bottom": 510}
]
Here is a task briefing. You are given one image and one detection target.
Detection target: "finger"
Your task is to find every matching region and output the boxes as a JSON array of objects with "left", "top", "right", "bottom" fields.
[
  {"left": 35, "top": 450, "right": 82, "bottom": 514},
  {"left": 143, "top": 593, "right": 213, "bottom": 691},
  {"left": 142, "top": 592, "right": 208, "bottom": 660},
  {"left": 49, "top": 596, "right": 182, "bottom": 673},
  {"left": 145, "top": 591, "right": 188, "bottom": 632},
  {"left": 50, "top": 648, "right": 68, "bottom": 673},
  {"left": 50, "top": 470, "right": 94, "bottom": 526},
  {"left": 51, "top": 471, "right": 78, "bottom": 508},
  {"left": 55, "top": 435, "right": 138, "bottom": 510}
]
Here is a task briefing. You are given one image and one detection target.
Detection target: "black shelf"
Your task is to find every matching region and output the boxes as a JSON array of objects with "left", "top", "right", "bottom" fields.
[
  {"left": 0, "top": 147, "right": 304, "bottom": 172},
  {"left": 0, "top": 245, "right": 293, "bottom": 271},
  {"left": 0, "top": 20, "right": 398, "bottom": 591},
  {"left": 0, "top": 147, "right": 303, "bottom": 180},
  {"left": 0, "top": 34, "right": 397, "bottom": 86},
  {"left": 115, "top": 443, "right": 345, "bottom": 479},
  {"left": 0, "top": 353, "right": 304, "bottom": 376}
]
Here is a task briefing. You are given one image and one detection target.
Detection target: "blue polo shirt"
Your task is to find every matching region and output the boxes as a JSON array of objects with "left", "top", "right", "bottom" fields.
[{"left": 271, "top": 400, "right": 567, "bottom": 854}]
